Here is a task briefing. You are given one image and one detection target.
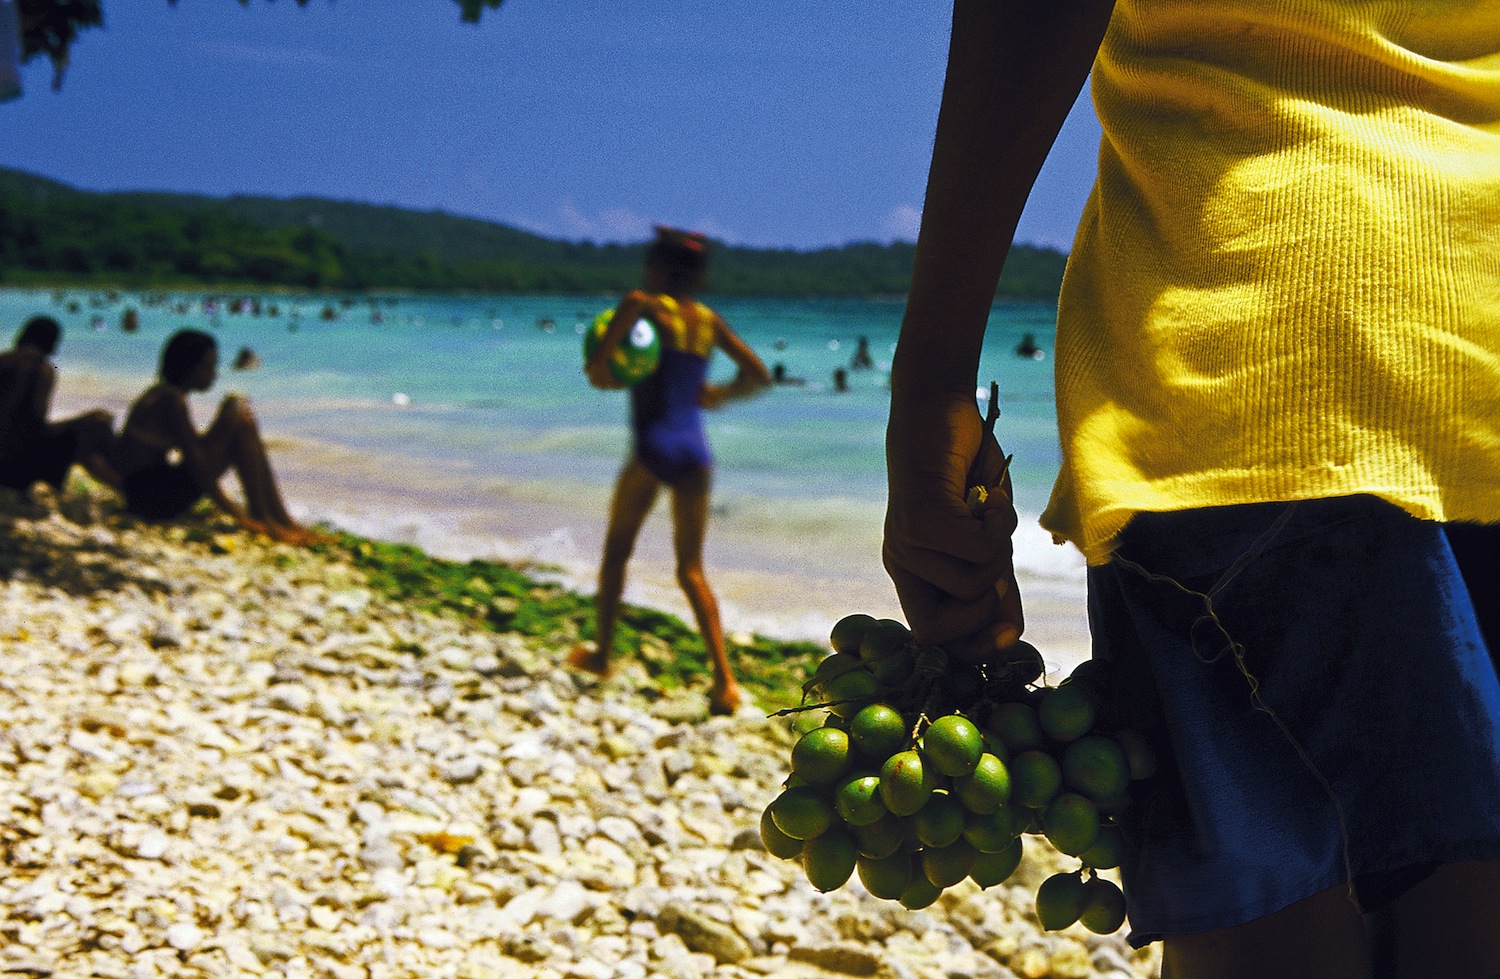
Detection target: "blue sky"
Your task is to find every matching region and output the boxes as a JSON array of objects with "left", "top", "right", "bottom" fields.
[{"left": 2, "top": 0, "right": 1104, "bottom": 250}]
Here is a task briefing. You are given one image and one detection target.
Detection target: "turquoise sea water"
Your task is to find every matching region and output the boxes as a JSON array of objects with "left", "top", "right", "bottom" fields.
[{"left": 0, "top": 286, "right": 1088, "bottom": 648}]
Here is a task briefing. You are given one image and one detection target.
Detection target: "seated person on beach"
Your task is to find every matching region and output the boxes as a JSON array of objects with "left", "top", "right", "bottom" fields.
[
  {"left": 0, "top": 316, "right": 121, "bottom": 494},
  {"left": 116, "top": 329, "right": 319, "bottom": 545},
  {"left": 571, "top": 226, "right": 771, "bottom": 715}
]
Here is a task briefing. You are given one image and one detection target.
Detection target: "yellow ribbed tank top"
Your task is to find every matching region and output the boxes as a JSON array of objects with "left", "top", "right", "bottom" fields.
[{"left": 1042, "top": 0, "right": 1500, "bottom": 564}]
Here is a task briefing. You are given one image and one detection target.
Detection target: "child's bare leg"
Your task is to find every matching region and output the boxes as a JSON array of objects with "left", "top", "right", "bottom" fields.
[
  {"left": 64, "top": 410, "right": 122, "bottom": 489},
  {"left": 203, "top": 396, "right": 299, "bottom": 531},
  {"left": 670, "top": 467, "right": 741, "bottom": 715},
  {"left": 1162, "top": 883, "right": 1370, "bottom": 979},
  {"left": 1389, "top": 857, "right": 1500, "bottom": 979},
  {"left": 570, "top": 458, "right": 659, "bottom": 676}
]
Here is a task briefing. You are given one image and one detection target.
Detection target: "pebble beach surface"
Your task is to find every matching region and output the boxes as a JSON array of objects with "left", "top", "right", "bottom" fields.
[{"left": 0, "top": 486, "right": 1161, "bottom": 979}]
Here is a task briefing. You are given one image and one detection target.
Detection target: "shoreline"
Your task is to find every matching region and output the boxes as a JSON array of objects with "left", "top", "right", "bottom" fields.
[
  {"left": 0, "top": 482, "right": 1156, "bottom": 979},
  {"left": 250, "top": 443, "right": 1092, "bottom": 675},
  {"left": 49, "top": 374, "right": 1094, "bottom": 673}
]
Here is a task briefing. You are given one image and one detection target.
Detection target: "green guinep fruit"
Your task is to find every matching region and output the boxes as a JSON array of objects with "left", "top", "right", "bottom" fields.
[
  {"left": 834, "top": 772, "right": 887, "bottom": 827},
  {"left": 880, "top": 749, "right": 937, "bottom": 817},
  {"left": 1009, "top": 750, "right": 1063, "bottom": 810},
  {"left": 922, "top": 714, "right": 985, "bottom": 778},
  {"left": 1036, "top": 872, "right": 1089, "bottom": 931},
  {"left": 1079, "top": 875, "right": 1129, "bottom": 934},
  {"left": 856, "top": 851, "right": 913, "bottom": 901},
  {"left": 1081, "top": 820, "right": 1125, "bottom": 870},
  {"left": 791, "top": 726, "right": 854, "bottom": 786},
  {"left": 812, "top": 651, "right": 866, "bottom": 688},
  {"left": 803, "top": 828, "right": 858, "bottom": 892},
  {"left": 1063, "top": 735, "right": 1131, "bottom": 805},
  {"left": 1063, "top": 658, "right": 1111, "bottom": 701},
  {"left": 963, "top": 807, "right": 1020, "bottom": 852},
  {"left": 980, "top": 729, "right": 1009, "bottom": 762},
  {"left": 955, "top": 753, "right": 1012, "bottom": 814},
  {"left": 898, "top": 874, "right": 944, "bottom": 910},
  {"left": 829, "top": 613, "right": 878, "bottom": 656},
  {"left": 870, "top": 649, "right": 916, "bottom": 686},
  {"left": 1010, "top": 806, "right": 1042, "bottom": 837},
  {"left": 988, "top": 701, "right": 1045, "bottom": 754},
  {"left": 824, "top": 668, "right": 880, "bottom": 719},
  {"left": 760, "top": 805, "right": 806, "bottom": 860},
  {"left": 1043, "top": 792, "right": 1101, "bottom": 857},
  {"left": 858, "top": 618, "right": 911, "bottom": 663},
  {"left": 1038, "top": 684, "right": 1096, "bottom": 743},
  {"left": 969, "top": 836, "right": 1024, "bottom": 888},
  {"left": 849, "top": 703, "right": 909, "bottom": 760},
  {"left": 769, "top": 786, "right": 835, "bottom": 841},
  {"left": 922, "top": 838, "right": 979, "bottom": 888},
  {"left": 852, "top": 814, "right": 906, "bottom": 860},
  {"left": 913, "top": 792, "right": 966, "bottom": 848},
  {"left": 992, "top": 639, "right": 1045, "bottom": 686},
  {"left": 791, "top": 710, "right": 827, "bottom": 736}
]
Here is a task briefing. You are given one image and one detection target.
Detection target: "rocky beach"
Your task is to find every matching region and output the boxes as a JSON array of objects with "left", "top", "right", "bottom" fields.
[{"left": 0, "top": 484, "right": 1160, "bottom": 979}]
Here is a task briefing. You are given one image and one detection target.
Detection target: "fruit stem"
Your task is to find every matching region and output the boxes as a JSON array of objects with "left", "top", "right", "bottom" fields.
[{"left": 766, "top": 699, "right": 864, "bottom": 719}]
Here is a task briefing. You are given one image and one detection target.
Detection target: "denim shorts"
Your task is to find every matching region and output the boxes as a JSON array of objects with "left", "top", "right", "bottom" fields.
[{"left": 1087, "top": 496, "right": 1500, "bottom": 947}]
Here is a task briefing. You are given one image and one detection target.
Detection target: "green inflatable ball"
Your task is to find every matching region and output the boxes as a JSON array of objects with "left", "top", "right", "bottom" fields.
[{"left": 584, "top": 309, "right": 661, "bottom": 385}]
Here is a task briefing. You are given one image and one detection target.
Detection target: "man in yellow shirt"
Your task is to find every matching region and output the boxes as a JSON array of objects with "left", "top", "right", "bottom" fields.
[{"left": 883, "top": 2, "right": 1500, "bottom": 976}]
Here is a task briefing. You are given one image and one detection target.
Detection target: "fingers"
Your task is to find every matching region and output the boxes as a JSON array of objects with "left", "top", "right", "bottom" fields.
[
  {"left": 883, "top": 488, "right": 1018, "bottom": 596},
  {"left": 887, "top": 551, "right": 1026, "bottom": 665},
  {"left": 885, "top": 556, "right": 1004, "bottom": 646},
  {"left": 884, "top": 477, "right": 1025, "bottom": 663},
  {"left": 888, "top": 495, "right": 1017, "bottom": 566},
  {"left": 948, "top": 616, "right": 1025, "bottom": 666},
  {"left": 889, "top": 532, "right": 1016, "bottom": 602}
]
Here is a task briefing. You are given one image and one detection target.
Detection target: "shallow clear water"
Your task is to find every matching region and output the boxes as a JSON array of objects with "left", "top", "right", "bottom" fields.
[{"left": 1, "top": 286, "right": 1088, "bottom": 651}]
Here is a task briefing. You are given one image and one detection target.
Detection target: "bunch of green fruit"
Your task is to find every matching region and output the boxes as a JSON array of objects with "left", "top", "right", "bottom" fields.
[{"left": 761, "top": 612, "right": 1156, "bottom": 935}]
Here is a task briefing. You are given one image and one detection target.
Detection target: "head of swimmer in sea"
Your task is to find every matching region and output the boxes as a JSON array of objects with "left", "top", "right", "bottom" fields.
[
  {"left": 160, "top": 329, "right": 219, "bottom": 392},
  {"left": 644, "top": 225, "right": 709, "bottom": 296}
]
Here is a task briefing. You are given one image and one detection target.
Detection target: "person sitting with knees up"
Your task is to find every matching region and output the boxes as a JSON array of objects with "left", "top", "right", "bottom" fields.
[
  {"left": 0, "top": 315, "right": 121, "bottom": 495},
  {"left": 116, "top": 328, "right": 319, "bottom": 545}
]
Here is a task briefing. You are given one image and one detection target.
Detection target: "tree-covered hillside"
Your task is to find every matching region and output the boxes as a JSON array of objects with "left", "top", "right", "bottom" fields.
[{"left": 0, "top": 167, "right": 1068, "bottom": 299}]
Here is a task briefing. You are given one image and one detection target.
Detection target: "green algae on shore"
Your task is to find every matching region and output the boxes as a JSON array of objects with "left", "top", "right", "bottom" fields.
[{"left": 312, "top": 532, "right": 828, "bottom": 712}]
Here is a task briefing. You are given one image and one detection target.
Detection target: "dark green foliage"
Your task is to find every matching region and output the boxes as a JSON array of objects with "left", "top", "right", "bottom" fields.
[
  {"left": 0, "top": 167, "right": 1069, "bottom": 299},
  {"left": 318, "top": 531, "right": 825, "bottom": 709},
  {"left": 0, "top": 168, "right": 348, "bottom": 287},
  {"left": 17, "top": 0, "right": 103, "bottom": 90}
]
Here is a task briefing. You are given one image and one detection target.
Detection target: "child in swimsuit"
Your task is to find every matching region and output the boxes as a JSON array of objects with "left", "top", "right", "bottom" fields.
[
  {"left": 572, "top": 226, "right": 771, "bottom": 715},
  {"left": 117, "top": 329, "right": 319, "bottom": 545}
]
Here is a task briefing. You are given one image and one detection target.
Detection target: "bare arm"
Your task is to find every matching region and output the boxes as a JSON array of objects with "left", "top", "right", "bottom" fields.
[
  {"left": 584, "top": 291, "right": 653, "bottom": 390},
  {"left": 156, "top": 394, "right": 250, "bottom": 524},
  {"left": 701, "top": 313, "right": 771, "bottom": 409},
  {"left": 884, "top": 0, "right": 1116, "bottom": 659},
  {"left": 28, "top": 362, "right": 56, "bottom": 425}
]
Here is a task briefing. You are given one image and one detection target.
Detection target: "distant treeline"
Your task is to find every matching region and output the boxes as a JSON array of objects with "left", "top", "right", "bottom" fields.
[{"left": 0, "top": 167, "right": 1068, "bottom": 300}]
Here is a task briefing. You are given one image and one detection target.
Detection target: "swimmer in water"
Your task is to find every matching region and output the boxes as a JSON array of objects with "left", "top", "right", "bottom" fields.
[{"left": 850, "top": 335, "right": 875, "bottom": 370}]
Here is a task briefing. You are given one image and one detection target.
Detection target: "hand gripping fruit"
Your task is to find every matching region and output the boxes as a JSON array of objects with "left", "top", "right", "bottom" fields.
[{"left": 761, "top": 384, "right": 1154, "bottom": 934}]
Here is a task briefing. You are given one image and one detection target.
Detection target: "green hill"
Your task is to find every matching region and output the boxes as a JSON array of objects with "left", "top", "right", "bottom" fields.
[{"left": 0, "top": 166, "right": 1067, "bottom": 299}]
